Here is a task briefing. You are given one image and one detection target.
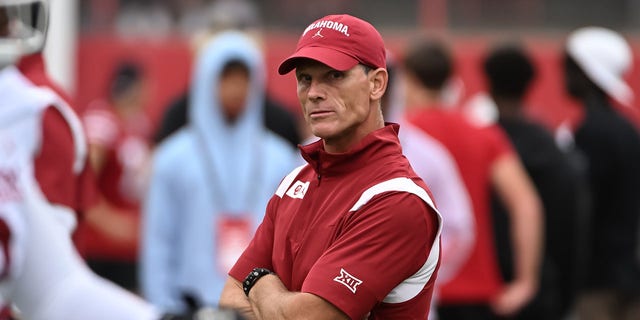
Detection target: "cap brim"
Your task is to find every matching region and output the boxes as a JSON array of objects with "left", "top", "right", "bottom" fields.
[{"left": 278, "top": 46, "right": 359, "bottom": 75}]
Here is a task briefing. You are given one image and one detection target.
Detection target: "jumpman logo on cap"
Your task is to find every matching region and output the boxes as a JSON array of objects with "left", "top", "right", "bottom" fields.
[{"left": 312, "top": 28, "right": 324, "bottom": 38}]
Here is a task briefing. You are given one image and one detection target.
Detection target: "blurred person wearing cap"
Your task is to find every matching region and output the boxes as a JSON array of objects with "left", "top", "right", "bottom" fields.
[
  {"left": 219, "top": 14, "right": 442, "bottom": 319},
  {"left": 153, "top": 0, "right": 302, "bottom": 149},
  {"left": 402, "top": 39, "right": 543, "bottom": 320},
  {"left": 142, "top": 31, "right": 300, "bottom": 314},
  {"left": 482, "top": 44, "right": 589, "bottom": 319},
  {"left": 564, "top": 27, "right": 640, "bottom": 320}
]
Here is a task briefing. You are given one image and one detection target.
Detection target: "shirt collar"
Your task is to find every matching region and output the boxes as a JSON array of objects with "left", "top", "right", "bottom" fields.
[{"left": 299, "top": 123, "right": 403, "bottom": 177}]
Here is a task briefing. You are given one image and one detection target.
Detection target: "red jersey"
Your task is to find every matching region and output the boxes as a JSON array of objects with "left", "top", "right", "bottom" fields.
[
  {"left": 82, "top": 101, "right": 151, "bottom": 210},
  {"left": 16, "top": 54, "right": 98, "bottom": 219},
  {"left": 230, "top": 124, "right": 442, "bottom": 319},
  {"left": 17, "top": 53, "right": 74, "bottom": 105},
  {"left": 408, "top": 108, "right": 513, "bottom": 304},
  {"left": 74, "top": 100, "right": 151, "bottom": 260}
]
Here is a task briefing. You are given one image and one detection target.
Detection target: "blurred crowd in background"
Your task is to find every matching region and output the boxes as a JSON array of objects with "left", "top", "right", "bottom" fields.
[
  {"left": 78, "top": 0, "right": 640, "bottom": 34},
  {"left": 71, "top": 0, "right": 640, "bottom": 134},
  {"left": 27, "top": 0, "right": 640, "bottom": 319}
]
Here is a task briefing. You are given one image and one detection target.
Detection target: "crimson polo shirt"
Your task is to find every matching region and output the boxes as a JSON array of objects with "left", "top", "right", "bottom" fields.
[{"left": 230, "top": 124, "right": 442, "bottom": 319}]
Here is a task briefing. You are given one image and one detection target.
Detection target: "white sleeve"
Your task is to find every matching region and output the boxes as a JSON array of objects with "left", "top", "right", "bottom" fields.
[{"left": 0, "top": 205, "right": 28, "bottom": 306}]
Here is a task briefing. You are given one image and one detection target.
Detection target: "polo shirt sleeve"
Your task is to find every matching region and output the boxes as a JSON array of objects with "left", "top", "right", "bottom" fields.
[
  {"left": 228, "top": 196, "right": 278, "bottom": 282},
  {"left": 301, "top": 192, "right": 439, "bottom": 319}
]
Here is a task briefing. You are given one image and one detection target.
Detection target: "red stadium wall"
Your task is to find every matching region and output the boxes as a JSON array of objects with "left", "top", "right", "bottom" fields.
[
  {"left": 76, "top": 35, "right": 192, "bottom": 127},
  {"left": 75, "top": 33, "right": 640, "bottom": 134}
]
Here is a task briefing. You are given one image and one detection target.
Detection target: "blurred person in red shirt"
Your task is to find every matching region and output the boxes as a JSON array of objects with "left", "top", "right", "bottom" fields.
[
  {"left": 402, "top": 38, "right": 543, "bottom": 320},
  {"left": 75, "top": 61, "right": 152, "bottom": 292},
  {"left": 383, "top": 52, "right": 476, "bottom": 318}
]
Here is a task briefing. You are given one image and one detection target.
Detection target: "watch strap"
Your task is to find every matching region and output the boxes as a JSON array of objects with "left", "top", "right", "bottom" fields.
[{"left": 243, "top": 268, "right": 274, "bottom": 296}]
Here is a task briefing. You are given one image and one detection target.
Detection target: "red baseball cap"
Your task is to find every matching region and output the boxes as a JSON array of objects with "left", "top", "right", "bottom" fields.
[{"left": 278, "top": 14, "right": 386, "bottom": 75}]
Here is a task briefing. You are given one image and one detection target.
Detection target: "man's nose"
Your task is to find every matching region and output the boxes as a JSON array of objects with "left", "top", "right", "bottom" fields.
[{"left": 307, "top": 80, "right": 326, "bottom": 102}]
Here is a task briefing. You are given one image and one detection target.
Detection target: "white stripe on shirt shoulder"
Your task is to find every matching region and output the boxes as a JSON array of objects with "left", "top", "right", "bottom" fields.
[
  {"left": 350, "top": 177, "right": 443, "bottom": 304},
  {"left": 349, "top": 177, "right": 437, "bottom": 212},
  {"left": 275, "top": 164, "right": 307, "bottom": 198}
]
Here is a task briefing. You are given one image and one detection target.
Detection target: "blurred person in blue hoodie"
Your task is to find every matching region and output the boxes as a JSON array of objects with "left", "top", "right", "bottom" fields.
[
  {"left": 141, "top": 31, "right": 300, "bottom": 314},
  {"left": 153, "top": 0, "right": 302, "bottom": 149}
]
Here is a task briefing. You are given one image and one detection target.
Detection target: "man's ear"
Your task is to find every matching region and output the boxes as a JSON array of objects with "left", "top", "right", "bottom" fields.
[{"left": 370, "top": 68, "right": 388, "bottom": 101}]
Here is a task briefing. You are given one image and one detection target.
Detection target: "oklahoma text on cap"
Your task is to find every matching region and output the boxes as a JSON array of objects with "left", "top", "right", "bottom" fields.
[{"left": 278, "top": 14, "right": 386, "bottom": 75}]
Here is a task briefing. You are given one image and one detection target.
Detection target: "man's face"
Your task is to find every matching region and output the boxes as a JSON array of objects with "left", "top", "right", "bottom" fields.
[
  {"left": 218, "top": 67, "right": 250, "bottom": 123},
  {"left": 295, "top": 60, "right": 374, "bottom": 142}
]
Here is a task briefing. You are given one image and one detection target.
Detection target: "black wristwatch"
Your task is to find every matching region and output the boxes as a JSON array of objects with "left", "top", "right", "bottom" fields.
[{"left": 243, "top": 268, "right": 275, "bottom": 297}]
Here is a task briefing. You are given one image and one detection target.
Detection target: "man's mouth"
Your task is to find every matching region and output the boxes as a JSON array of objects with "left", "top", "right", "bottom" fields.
[{"left": 309, "top": 110, "right": 335, "bottom": 119}]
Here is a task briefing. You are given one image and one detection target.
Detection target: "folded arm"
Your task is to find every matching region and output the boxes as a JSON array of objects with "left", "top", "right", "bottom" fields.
[{"left": 219, "top": 276, "right": 349, "bottom": 320}]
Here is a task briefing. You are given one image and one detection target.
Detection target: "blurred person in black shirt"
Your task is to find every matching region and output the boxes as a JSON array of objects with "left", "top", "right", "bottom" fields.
[
  {"left": 564, "top": 27, "right": 640, "bottom": 320},
  {"left": 482, "top": 44, "right": 589, "bottom": 319}
]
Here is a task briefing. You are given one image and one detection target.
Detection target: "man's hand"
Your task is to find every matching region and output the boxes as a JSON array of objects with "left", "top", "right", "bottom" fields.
[
  {"left": 490, "top": 279, "right": 537, "bottom": 317},
  {"left": 219, "top": 277, "right": 257, "bottom": 319},
  {"left": 248, "top": 274, "right": 349, "bottom": 320},
  {"left": 85, "top": 200, "right": 138, "bottom": 245}
]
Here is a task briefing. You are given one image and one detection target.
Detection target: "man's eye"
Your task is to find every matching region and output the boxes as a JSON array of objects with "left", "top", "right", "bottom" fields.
[
  {"left": 297, "top": 74, "right": 311, "bottom": 84},
  {"left": 330, "top": 71, "right": 344, "bottom": 79}
]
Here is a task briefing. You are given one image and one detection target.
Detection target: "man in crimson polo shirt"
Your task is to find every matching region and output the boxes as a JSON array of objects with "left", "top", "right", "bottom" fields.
[{"left": 220, "top": 14, "right": 442, "bottom": 319}]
